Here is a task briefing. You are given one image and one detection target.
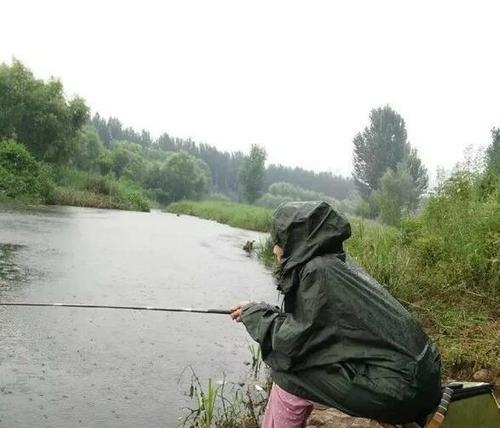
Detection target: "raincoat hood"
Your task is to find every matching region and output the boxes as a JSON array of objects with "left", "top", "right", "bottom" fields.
[{"left": 271, "top": 201, "right": 351, "bottom": 292}]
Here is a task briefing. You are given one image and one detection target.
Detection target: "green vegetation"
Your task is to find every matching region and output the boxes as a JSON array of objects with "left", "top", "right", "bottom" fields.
[
  {"left": 51, "top": 169, "right": 150, "bottom": 211},
  {"left": 353, "top": 105, "right": 428, "bottom": 224},
  {"left": 1, "top": 59, "right": 356, "bottom": 212},
  {"left": 182, "top": 347, "right": 268, "bottom": 428},
  {"left": 1, "top": 58, "right": 498, "bottom": 381},
  {"left": 0, "top": 60, "right": 88, "bottom": 163},
  {"left": 238, "top": 145, "right": 267, "bottom": 203},
  {"left": 347, "top": 171, "right": 499, "bottom": 377},
  {"left": 170, "top": 165, "right": 499, "bottom": 379},
  {"left": 166, "top": 200, "right": 272, "bottom": 232}
]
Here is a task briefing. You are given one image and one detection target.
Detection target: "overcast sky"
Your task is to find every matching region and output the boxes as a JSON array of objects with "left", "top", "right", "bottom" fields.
[{"left": 1, "top": 0, "right": 499, "bottom": 178}]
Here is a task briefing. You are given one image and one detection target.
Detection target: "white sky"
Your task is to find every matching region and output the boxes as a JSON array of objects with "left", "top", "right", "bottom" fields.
[{"left": 1, "top": 0, "right": 499, "bottom": 178}]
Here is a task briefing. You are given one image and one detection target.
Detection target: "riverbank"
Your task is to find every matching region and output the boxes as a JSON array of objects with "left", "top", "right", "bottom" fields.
[
  {"left": 166, "top": 199, "right": 499, "bottom": 382},
  {"left": 50, "top": 169, "right": 151, "bottom": 212},
  {"left": 0, "top": 140, "right": 151, "bottom": 212},
  {"left": 0, "top": 169, "right": 151, "bottom": 212},
  {"left": 167, "top": 200, "right": 272, "bottom": 231}
]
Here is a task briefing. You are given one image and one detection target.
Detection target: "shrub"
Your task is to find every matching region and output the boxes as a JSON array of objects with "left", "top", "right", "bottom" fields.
[{"left": 0, "top": 139, "right": 42, "bottom": 198}]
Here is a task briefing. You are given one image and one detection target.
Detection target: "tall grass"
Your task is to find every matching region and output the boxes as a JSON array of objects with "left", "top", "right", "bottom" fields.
[
  {"left": 188, "top": 176, "right": 499, "bottom": 378},
  {"left": 181, "top": 349, "right": 269, "bottom": 428},
  {"left": 51, "top": 168, "right": 151, "bottom": 212},
  {"left": 166, "top": 200, "right": 272, "bottom": 232}
]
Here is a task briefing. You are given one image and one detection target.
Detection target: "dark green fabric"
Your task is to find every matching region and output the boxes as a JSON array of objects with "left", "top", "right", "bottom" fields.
[{"left": 241, "top": 201, "right": 441, "bottom": 424}]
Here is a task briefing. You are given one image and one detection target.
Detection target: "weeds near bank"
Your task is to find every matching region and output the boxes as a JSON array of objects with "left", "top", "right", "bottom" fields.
[
  {"left": 52, "top": 168, "right": 151, "bottom": 211},
  {"left": 255, "top": 238, "right": 275, "bottom": 269},
  {"left": 180, "top": 346, "right": 269, "bottom": 428}
]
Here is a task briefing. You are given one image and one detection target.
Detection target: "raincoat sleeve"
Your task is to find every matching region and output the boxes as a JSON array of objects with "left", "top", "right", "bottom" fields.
[{"left": 241, "top": 268, "right": 329, "bottom": 371}]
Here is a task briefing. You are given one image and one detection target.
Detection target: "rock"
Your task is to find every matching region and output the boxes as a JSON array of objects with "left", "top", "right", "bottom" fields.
[
  {"left": 308, "top": 406, "right": 395, "bottom": 428},
  {"left": 473, "top": 368, "right": 493, "bottom": 382}
]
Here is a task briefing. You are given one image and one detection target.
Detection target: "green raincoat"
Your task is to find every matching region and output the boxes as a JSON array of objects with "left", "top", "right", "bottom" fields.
[{"left": 241, "top": 201, "right": 441, "bottom": 424}]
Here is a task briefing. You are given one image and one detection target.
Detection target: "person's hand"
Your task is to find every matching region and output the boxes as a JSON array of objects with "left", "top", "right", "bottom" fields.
[{"left": 230, "top": 301, "right": 252, "bottom": 322}]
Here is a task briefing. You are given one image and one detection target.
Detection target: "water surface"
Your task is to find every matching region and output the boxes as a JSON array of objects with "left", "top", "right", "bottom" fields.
[{"left": 0, "top": 206, "right": 276, "bottom": 427}]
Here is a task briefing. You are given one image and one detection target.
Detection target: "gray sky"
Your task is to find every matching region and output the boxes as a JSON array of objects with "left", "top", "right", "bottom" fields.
[{"left": 1, "top": 0, "right": 499, "bottom": 178}]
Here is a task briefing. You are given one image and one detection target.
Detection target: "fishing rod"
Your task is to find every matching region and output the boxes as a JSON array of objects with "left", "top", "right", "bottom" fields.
[{"left": 0, "top": 302, "right": 231, "bottom": 315}]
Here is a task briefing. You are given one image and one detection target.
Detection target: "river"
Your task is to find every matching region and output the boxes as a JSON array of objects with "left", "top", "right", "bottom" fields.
[{"left": 0, "top": 206, "right": 277, "bottom": 427}]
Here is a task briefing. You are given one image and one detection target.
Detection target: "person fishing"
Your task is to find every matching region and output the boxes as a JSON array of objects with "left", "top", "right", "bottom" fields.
[{"left": 230, "top": 201, "right": 442, "bottom": 428}]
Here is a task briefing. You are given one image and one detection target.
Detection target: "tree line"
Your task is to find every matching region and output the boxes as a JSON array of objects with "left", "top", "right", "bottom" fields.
[{"left": 1, "top": 59, "right": 498, "bottom": 224}]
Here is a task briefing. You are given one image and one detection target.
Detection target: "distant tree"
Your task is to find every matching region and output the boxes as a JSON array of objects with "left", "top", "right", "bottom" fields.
[
  {"left": 157, "top": 133, "right": 244, "bottom": 196},
  {"left": 238, "top": 145, "right": 266, "bottom": 203},
  {"left": 90, "top": 113, "right": 112, "bottom": 148},
  {"left": 373, "top": 166, "right": 417, "bottom": 225},
  {"left": 353, "top": 105, "right": 428, "bottom": 198},
  {"left": 145, "top": 152, "right": 211, "bottom": 204},
  {"left": 110, "top": 142, "right": 144, "bottom": 180},
  {"left": 406, "top": 147, "right": 429, "bottom": 196},
  {"left": 265, "top": 164, "right": 355, "bottom": 200},
  {"left": 485, "top": 127, "right": 500, "bottom": 173},
  {"left": 97, "top": 150, "right": 113, "bottom": 175},
  {"left": 72, "top": 126, "right": 103, "bottom": 171},
  {"left": 0, "top": 60, "right": 89, "bottom": 163}
]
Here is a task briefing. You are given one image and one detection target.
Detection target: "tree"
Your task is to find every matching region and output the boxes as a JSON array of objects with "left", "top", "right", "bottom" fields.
[
  {"left": 373, "top": 166, "right": 417, "bottom": 225},
  {"left": 238, "top": 145, "right": 266, "bottom": 203},
  {"left": 145, "top": 152, "right": 211, "bottom": 204},
  {"left": 72, "top": 125, "right": 103, "bottom": 171},
  {"left": 0, "top": 60, "right": 88, "bottom": 163},
  {"left": 265, "top": 164, "right": 355, "bottom": 200},
  {"left": 485, "top": 127, "right": 500, "bottom": 173},
  {"left": 110, "top": 142, "right": 144, "bottom": 181},
  {"left": 353, "top": 105, "right": 428, "bottom": 198}
]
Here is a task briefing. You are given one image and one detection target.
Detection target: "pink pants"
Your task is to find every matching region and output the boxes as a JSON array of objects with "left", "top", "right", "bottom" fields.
[{"left": 262, "top": 383, "right": 313, "bottom": 428}]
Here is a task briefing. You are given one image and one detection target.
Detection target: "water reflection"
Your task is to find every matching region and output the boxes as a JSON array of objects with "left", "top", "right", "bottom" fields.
[{"left": 0, "top": 243, "right": 27, "bottom": 285}]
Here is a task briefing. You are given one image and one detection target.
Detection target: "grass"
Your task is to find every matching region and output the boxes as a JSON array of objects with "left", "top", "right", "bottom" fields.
[
  {"left": 166, "top": 200, "right": 272, "bottom": 232},
  {"left": 168, "top": 188, "right": 499, "bottom": 380},
  {"left": 181, "top": 348, "right": 269, "bottom": 428},
  {"left": 51, "top": 168, "right": 151, "bottom": 212}
]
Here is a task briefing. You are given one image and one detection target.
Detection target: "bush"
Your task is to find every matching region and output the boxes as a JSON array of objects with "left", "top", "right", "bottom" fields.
[
  {"left": 0, "top": 139, "right": 41, "bottom": 198},
  {"left": 50, "top": 168, "right": 151, "bottom": 211},
  {"left": 346, "top": 169, "right": 499, "bottom": 375}
]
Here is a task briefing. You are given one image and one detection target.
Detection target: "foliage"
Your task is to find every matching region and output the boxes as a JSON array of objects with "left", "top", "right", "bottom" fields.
[
  {"left": 52, "top": 168, "right": 150, "bottom": 211},
  {"left": 256, "top": 181, "right": 344, "bottom": 211},
  {"left": 91, "top": 113, "right": 152, "bottom": 149},
  {"left": 254, "top": 192, "right": 294, "bottom": 209},
  {"left": 353, "top": 105, "right": 428, "bottom": 199},
  {"left": 264, "top": 164, "right": 356, "bottom": 200},
  {"left": 0, "top": 139, "right": 41, "bottom": 198},
  {"left": 157, "top": 133, "right": 244, "bottom": 197},
  {"left": 72, "top": 125, "right": 103, "bottom": 171},
  {"left": 346, "top": 170, "right": 499, "bottom": 375},
  {"left": 145, "top": 152, "right": 211, "bottom": 204},
  {"left": 181, "top": 348, "right": 269, "bottom": 428},
  {"left": 238, "top": 145, "right": 267, "bottom": 203},
  {"left": 166, "top": 200, "right": 272, "bottom": 232},
  {"left": 110, "top": 142, "right": 145, "bottom": 180},
  {"left": 0, "top": 59, "right": 89, "bottom": 163},
  {"left": 373, "top": 166, "right": 418, "bottom": 225},
  {"left": 238, "top": 166, "right": 500, "bottom": 377},
  {"left": 485, "top": 127, "right": 500, "bottom": 173}
]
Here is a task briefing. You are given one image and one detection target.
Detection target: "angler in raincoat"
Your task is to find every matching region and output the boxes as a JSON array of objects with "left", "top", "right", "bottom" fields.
[{"left": 230, "top": 201, "right": 441, "bottom": 427}]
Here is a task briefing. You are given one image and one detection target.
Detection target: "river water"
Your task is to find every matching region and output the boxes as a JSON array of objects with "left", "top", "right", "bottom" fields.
[{"left": 0, "top": 206, "right": 277, "bottom": 427}]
